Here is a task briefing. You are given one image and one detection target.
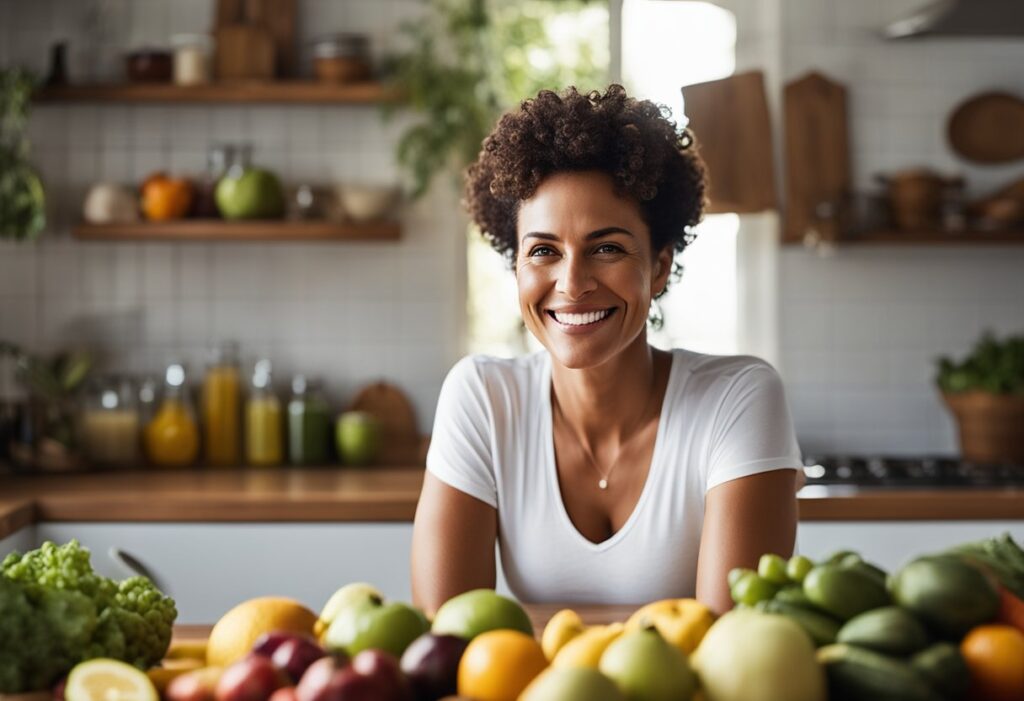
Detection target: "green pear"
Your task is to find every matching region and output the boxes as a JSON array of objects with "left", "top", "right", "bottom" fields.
[
  {"left": 431, "top": 588, "right": 533, "bottom": 640},
  {"left": 598, "top": 628, "right": 697, "bottom": 701},
  {"left": 521, "top": 667, "right": 626, "bottom": 701},
  {"left": 315, "top": 582, "right": 383, "bottom": 638},
  {"left": 324, "top": 598, "right": 429, "bottom": 657}
]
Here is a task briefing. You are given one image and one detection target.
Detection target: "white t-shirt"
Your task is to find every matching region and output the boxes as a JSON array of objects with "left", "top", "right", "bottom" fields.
[{"left": 425, "top": 348, "right": 802, "bottom": 604}]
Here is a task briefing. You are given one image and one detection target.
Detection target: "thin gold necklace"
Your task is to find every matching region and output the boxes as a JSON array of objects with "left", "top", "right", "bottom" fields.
[{"left": 553, "top": 378, "right": 659, "bottom": 490}]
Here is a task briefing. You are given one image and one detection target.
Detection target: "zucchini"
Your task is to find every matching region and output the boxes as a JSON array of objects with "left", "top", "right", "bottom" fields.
[
  {"left": 911, "top": 642, "right": 970, "bottom": 701},
  {"left": 761, "top": 599, "right": 841, "bottom": 647},
  {"left": 817, "top": 643, "right": 943, "bottom": 701},
  {"left": 837, "top": 606, "right": 929, "bottom": 656},
  {"left": 890, "top": 555, "right": 1000, "bottom": 638}
]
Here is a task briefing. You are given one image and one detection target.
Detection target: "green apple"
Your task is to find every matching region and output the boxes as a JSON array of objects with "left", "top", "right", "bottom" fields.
[
  {"left": 315, "top": 582, "right": 383, "bottom": 638},
  {"left": 215, "top": 167, "right": 285, "bottom": 219},
  {"left": 335, "top": 411, "right": 382, "bottom": 465},
  {"left": 598, "top": 628, "right": 697, "bottom": 701},
  {"left": 430, "top": 588, "right": 533, "bottom": 640},
  {"left": 521, "top": 667, "right": 625, "bottom": 701},
  {"left": 323, "top": 598, "right": 429, "bottom": 657}
]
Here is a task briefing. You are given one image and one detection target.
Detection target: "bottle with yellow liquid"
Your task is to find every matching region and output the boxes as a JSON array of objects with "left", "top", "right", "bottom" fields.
[
  {"left": 245, "top": 359, "right": 282, "bottom": 467},
  {"left": 202, "top": 341, "right": 241, "bottom": 467},
  {"left": 145, "top": 363, "right": 199, "bottom": 468}
]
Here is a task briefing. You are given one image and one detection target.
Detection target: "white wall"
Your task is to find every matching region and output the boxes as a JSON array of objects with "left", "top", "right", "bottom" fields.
[
  {"left": 0, "top": 0, "right": 466, "bottom": 431},
  {"left": 758, "top": 0, "right": 1024, "bottom": 455}
]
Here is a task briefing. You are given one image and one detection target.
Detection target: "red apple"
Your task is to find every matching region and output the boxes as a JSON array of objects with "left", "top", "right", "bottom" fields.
[
  {"left": 215, "top": 654, "right": 289, "bottom": 701},
  {"left": 349, "top": 650, "right": 411, "bottom": 701},
  {"left": 253, "top": 631, "right": 308, "bottom": 658},
  {"left": 272, "top": 637, "right": 328, "bottom": 683},
  {"left": 268, "top": 688, "right": 299, "bottom": 701},
  {"left": 295, "top": 655, "right": 348, "bottom": 701},
  {"left": 400, "top": 633, "right": 468, "bottom": 701},
  {"left": 167, "top": 667, "right": 224, "bottom": 701}
]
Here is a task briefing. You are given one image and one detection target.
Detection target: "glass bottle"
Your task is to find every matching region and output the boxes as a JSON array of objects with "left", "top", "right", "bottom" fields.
[
  {"left": 287, "top": 375, "right": 331, "bottom": 466},
  {"left": 145, "top": 363, "right": 199, "bottom": 468},
  {"left": 202, "top": 341, "right": 242, "bottom": 467},
  {"left": 193, "top": 144, "right": 230, "bottom": 218},
  {"left": 80, "top": 375, "right": 140, "bottom": 469},
  {"left": 245, "top": 359, "right": 283, "bottom": 467}
]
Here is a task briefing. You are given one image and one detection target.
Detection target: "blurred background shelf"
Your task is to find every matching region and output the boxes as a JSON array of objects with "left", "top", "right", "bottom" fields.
[
  {"left": 840, "top": 229, "right": 1024, "bottom": 245},
  {"left": 34, "top": 81, "right": 401, "bottom": 104},
  {"left": 72, "top": 220, "right": 401, "bottom": 242}
]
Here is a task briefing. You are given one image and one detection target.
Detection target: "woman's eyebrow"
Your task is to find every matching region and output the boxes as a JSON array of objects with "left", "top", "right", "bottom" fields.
[{"left": 523, "top": 227, "right": 634, "bottom": 241}]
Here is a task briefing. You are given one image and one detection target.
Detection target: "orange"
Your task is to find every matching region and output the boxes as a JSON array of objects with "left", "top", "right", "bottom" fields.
[
  {"left": 960, "top": 624, "right": 1024, "bottom": 701},
  {"left": 206, "top": 597, "right": 317, "bottom": 668},
  {"left": 458, "top": 629, "right": 549, "bottom": 701}
]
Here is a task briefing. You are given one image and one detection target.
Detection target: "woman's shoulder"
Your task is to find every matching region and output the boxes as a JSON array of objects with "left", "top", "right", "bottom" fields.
[
  {"left": 669, "top": 348, "right": 783, "bottom": 398},
  {"left": 444, "top": 351, "right": 549, "bottom": 392}
]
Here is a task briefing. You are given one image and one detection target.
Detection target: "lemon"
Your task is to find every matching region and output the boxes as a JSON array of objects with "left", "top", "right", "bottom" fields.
[
  {"left": 206, "top": 596, "right": 318, "bottom": 668},
  {"left": 66, "top": 658, "right": 158, "bottom": 701}
]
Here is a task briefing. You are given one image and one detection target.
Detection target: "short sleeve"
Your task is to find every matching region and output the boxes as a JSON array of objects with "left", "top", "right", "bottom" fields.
[
  {"left": 425, "top": 356, "right": 498, "bottom": 508},
  {"left": 704, "top": 362, "right": 803, "bottom": 492}
]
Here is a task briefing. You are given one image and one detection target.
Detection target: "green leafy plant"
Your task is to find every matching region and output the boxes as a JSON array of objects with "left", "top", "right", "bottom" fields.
[
  {"left": 382, "top": 0, "right": 608, "bottom": 197},
  {"left": 0, "top": 68, "right": 45, "bottom": 240},
  {"left": 936, "top": 331, "right": 1024, "bottom": 395}
]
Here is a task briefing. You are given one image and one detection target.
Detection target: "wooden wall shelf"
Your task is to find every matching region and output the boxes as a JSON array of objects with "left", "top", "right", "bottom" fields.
[
  {"left": 783, "top": 229, "right": 1024, "bottom": 246},
  {"left": 73, "top": 220, "right": 401, "bottom": 242},
  {"left": 35, "top": 81, "right": 401, "bottom": 105}
]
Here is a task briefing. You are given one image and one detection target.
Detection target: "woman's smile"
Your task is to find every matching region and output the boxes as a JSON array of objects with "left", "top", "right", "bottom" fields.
[{"left": 546, "top": 306, "right": 618, "bottom": 333}]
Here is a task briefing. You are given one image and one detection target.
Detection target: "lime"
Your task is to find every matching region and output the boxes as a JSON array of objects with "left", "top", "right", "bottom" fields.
[{"left": 66, "top": 658, "right": 158, "bottom": 701}]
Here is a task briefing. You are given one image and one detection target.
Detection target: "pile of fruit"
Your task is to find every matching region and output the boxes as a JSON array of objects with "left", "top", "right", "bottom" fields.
[{"left": 12, "top": 533, "right": 1024, "bottom": 701}]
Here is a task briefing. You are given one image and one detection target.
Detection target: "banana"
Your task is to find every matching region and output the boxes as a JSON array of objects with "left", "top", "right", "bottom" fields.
[
  {"left": 541, "top": 608, "right": 586, "bottom": 661},
  {"left": 552, "top": 622, "right": 625, "bottom": 669}
]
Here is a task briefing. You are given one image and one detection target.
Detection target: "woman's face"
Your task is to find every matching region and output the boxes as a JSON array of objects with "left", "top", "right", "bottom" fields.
[{"left": 515, "top": 170, "right": 673, "bottom": 370}]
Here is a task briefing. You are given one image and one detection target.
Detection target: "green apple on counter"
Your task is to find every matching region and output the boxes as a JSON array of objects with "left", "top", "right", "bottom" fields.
[
  {"left": 215, "top": 167, "right": 285, "bottom": 219},
  {"left": 323, "top": 595, "right": 429, "bottom": 657},
  {"left": 314, "top": 582, "right": 384, "bottom": 639},
  {"left": 431, "top": 588, "right": 534, "bottom": 640},
  {"left": 335, "top": 411, "right": 382, "bottom": 465}
]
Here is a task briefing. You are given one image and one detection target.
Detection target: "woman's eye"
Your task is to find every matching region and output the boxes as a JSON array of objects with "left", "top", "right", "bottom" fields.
[
  {"left": 528, "top": 246, "right": 556, "bottom": 257},
  {"left": 596, "top": 243, "right": 623, "bottom": 254}
]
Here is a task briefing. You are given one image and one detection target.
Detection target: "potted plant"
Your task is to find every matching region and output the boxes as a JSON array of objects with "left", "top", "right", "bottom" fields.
[
  {"left": 936, "top": 332, "right": 1024, "bottom": 463},
  {"left": 0, "top": 67, "right": 46, "bottom": 240}
]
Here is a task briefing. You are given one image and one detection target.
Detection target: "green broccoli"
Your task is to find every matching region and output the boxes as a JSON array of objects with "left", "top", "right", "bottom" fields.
[{"left": 0, "top": 540, "right": 177, "bottom": 693}]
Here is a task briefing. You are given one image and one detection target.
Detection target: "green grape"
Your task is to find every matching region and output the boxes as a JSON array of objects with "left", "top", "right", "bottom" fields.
[
  {"left": 728, "top": 567, "right": 754, "bottom": 590},
  {"left": 731, "top": 572, "right": 780, "bottom": 607},
  {"left": 786, "top": 554, "right": 814, "bottom": 583},
  {"left": 758, "top": 554, "right": 790, "bottom": 584}
]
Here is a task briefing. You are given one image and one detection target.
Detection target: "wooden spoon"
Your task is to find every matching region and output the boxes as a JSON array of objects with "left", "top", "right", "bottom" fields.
[{"left": 948, "top": 92, "right": 1024, "bottom": 164}]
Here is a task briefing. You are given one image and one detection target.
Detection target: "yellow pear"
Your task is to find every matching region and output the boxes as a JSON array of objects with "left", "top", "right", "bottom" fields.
[
  {"left": 625, "top": 598, "right": 715, "bottom": 655},
  {"left": 552, "top": 622, "right": 625, "bottom": 669},
  {"left": 541, "top": 608, "right": 586, "bottom": 661}
]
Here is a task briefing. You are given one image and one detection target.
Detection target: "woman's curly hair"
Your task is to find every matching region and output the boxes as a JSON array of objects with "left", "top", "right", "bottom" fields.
[{"left": 463, "top": 84, "right": 707, "bottom": 295}]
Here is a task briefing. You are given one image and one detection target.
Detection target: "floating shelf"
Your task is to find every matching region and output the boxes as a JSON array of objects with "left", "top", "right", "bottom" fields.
[
  {"left": 35, "top": 81, "right": 401, "bottom": 105},
  {"left": 784, "top": 229, "right": 1024, "bottom": 246},
  {"left": 73, "top": 220, "right": 401, "bottom": 242}
]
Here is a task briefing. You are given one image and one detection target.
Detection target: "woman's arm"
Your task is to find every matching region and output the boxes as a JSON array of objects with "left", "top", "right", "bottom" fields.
[
  {"left": 411, "top": 471, "right": 499, "bottom": 616},
  {"left": 695, "top": 468, "right": 798, "bottom": 615}
]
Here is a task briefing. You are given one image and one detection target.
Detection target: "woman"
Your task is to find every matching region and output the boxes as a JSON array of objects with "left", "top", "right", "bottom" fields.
[{"left": 412, "top": 85, "right": 801, "bottom": 615}]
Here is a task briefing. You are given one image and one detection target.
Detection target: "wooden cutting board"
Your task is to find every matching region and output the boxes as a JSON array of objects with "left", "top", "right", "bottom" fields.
[
  {"left": 681, "top": 71, "right": 777, "bottom": 215},
  {"left": 783, "top": 71, "right": 851, "bottom": 244},
  {"left": 213, "top": 0, "right": 275, "bottom": 81},
  {"left": 348, "top": 382, "right": 427, "bottom": 466},
  {"left": 948, "top": 91, "right": 1024, "bottom": 165}
]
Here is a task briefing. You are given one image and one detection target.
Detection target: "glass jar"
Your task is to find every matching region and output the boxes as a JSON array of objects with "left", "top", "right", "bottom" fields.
[
  {"left": 287, "top": 375, "right": 331, "bottom": 466},
  {"left": 80, "top": 375, "right": 140, "bottom": 469},
  {"left": 310, "top": 34, "right": 371, "bottom": 84},
  {"left": 202, "top": 341, "right": 242, "bottom": 467},
  {"left": 171, "top": 33, "right": 212, "bottom": 86},
  {"left": 245, "top": 359, "right": 283, "bottom": 467},
  {"left": 145, "top": 363, "right": 199, "bottom": 468}
]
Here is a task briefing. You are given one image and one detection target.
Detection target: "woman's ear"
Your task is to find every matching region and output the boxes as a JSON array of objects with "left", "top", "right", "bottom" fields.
[{"left": 653, "top": 246, "right": 673, "bottom": 294}]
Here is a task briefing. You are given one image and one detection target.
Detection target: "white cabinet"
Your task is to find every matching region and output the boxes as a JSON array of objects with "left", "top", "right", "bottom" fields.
[
  {"left": 0, "top": 523, "right": 35, "bottom": 557},
  {"left": 797, "top": 521, "right": 1024, "bottom": 570},
  {"left": 35, "top": 523, "right": 415, "bottom": 624}
]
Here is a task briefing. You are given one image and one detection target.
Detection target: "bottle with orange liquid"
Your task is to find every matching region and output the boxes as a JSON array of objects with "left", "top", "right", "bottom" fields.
[
  {"left": 202, "top": 341, "right": 241, "bottom": 467},
  {"left": 145, "top": 363, "right": 199, "bottom": 468}
]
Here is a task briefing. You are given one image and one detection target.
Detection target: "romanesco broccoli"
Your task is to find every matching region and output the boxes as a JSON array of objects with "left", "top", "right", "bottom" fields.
[{"left": 0, "top": 540, "right": 177, "bottom": 693}]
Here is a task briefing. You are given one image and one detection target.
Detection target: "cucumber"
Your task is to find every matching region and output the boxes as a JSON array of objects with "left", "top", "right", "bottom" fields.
[
  {"left": 775, "top": 584, "right": 816, "bottom": 609},
  {"left": 890, "top": 555, "right": 1000, "bottom": 638},
  {"left": 804, "top": 563, "right": 891, "bottom": 622},
  {"left": 817, "top": 643, "right": 943, "bottom": 701},
  {"left": 837, "top": 606, "right": 929, "bottom": 656},
  {"left": 911, "top": 642, "right": 970, "bottom": 701},
  {"left": 761, "top": 599, "right": 841, "bottom": 647}
]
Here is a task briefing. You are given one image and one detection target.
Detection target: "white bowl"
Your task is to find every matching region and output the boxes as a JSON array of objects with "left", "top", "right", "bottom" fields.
[{"left": 336, "top": 183, "right": 401, "bottom": 222}]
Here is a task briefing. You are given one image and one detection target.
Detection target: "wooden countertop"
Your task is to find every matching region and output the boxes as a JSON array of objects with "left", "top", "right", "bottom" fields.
[{"left": 2, "top": 468, "right": 1024, "bottom": 540}]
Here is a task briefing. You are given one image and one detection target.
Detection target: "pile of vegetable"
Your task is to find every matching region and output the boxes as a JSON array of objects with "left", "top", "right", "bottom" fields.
[
  {"left": 0, "top": 540, "right": 177, "bottom": 693},
  {"left": 936, "top": 331, "right": 1024, "bottom": 395}
]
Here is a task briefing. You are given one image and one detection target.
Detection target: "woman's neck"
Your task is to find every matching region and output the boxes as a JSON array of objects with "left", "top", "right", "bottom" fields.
[{"left": 549, "top": 335, "right": 668, "bottom": 447}]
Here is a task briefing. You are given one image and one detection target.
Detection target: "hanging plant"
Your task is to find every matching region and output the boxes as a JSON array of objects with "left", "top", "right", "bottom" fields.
[
  {"left": 0, "top": 67, "right": 46, "bottom": 240},
  {"left": 382, "top": 0, "right": 608, "bottom": 198}
]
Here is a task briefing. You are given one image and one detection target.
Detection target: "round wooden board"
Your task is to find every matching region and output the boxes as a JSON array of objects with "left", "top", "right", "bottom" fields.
[{"left": 948, "top": 91, "right": 1024, "bottom": 164}]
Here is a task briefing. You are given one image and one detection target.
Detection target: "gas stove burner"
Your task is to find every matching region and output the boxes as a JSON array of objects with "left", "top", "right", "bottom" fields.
[{"left": 802, "top": 455, "right": 1024, "bottom": 489}]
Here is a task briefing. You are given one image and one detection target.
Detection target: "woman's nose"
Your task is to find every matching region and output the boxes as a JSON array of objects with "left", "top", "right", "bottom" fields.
[{"left": 555, "top": 255, "right": 597, "bottom": 298}]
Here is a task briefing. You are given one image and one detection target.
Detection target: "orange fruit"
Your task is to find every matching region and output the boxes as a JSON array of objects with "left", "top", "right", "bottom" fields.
[
  {"left": 206, "top": 597, "right": 317, "bottom": 668},
  {"left": 458, "top": 629, "right": 548, "bottom": 701},
  {"left": 960, "top": 624, "right": 1024, "bottom": 701}
]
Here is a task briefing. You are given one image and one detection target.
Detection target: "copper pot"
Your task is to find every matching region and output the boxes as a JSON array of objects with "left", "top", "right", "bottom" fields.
[{"left": 877, "top": 169, "right": 961, "bottom": 231}]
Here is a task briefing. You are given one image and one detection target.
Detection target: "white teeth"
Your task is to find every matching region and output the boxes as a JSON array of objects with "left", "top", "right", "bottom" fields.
[{"left": 552, "top": 309, "right": 612, "bottom": 326}]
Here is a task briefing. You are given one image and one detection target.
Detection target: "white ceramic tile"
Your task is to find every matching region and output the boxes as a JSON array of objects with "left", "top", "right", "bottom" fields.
[
  {"left": 131, "top": 106, "right": 169, "bottom": 150},
  {"left": 100, "top": 149, "right": 133, "bottom": 183},
  {"left": 169, "top": 107, "right": 211, "bottom": 149},
  {"left": 140, "top": 243, "right": 175, "bottom": 300},
  {"left": 176, "top": 298, "right": 212, "bottom": 346},
  {"left": 100, "top": 106, "right": 133, "bottom": 149},
  {"left": 177, "top": 243, "right": 213, "bottom": 300},
  {"left": 0, "top": 298, "right": 38, "bottom": 347}
]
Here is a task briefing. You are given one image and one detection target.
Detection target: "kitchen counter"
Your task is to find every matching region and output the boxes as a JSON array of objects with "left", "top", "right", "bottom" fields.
[{"left": 3, "top": 468, "right": 1024, "bottom": 539}]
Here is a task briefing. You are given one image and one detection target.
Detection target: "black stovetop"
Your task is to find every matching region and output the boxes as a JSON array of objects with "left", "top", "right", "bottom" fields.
[{"left": 802, "top": 455, "right": 1024, "bottom": 489}]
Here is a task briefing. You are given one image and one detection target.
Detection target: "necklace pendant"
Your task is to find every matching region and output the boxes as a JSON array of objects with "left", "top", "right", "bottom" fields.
[{"left": 598, "top": 478, "right": 608, "bottom": 490}]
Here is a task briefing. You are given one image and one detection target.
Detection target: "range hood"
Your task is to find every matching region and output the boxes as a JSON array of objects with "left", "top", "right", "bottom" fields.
[{"left": 885, "top": 0, "right": 1024, "bottom": 38}]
